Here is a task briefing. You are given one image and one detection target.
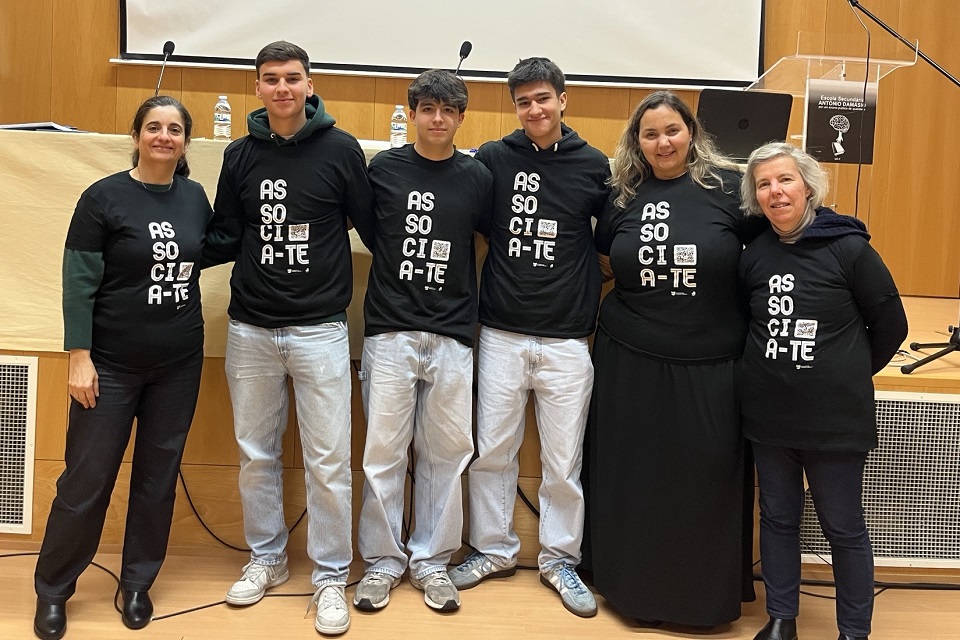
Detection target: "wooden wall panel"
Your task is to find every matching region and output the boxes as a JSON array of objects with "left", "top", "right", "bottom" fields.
[
  {"left": 243, "top": 70, "right": 261, "bottom": 138},
  {"left": 314, "top": 75, "right": 378, "bottom": 141},
  {"left": 115, "top": 65, "right": 183, "bottom": 134},
  {"left": 565, "top": 86, "right": 633, "bottom": 156},
  {"left": 50, "top": 0, "right": 117, "bottom": 133},
  {"left": 458, "top": 81, "right": 506, "bottom": 151},
  {"left": 761, "top": 0, "right": 960, "bottom": 296},
  {"left": 0, "top": 0, "right": 54, "bottom": 125},
  {"left": 181, "top": 360, "right": 241, "bottom": 467},
  {"left": 12, "top": 462, "right": 543, "bottom": 566},
  {"left": 372, "top": 77, "right": 414, "bottom": 143},
  {"left": 823, "top": 0, "right": 904, "bottom": 61},
  {"left": 867, "top": 5, "right": 960, "bottom": 297},
  {"left": 34, "top": 357, "right": 70, "bottom": 457},
  {"left": 763, "top": 0, "right": 826, "bottom": 69},
  {"left": 181, "top": 68, "right": 250, "bottom": 141},
  {"left": 498, "top": 87, "right": 519, "bottom": 138},
  {"left": 517, "top": 400, "right": 543, "bottom": 477}
]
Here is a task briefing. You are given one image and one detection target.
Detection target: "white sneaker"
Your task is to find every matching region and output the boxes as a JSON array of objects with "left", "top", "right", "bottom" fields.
[
  {"left": 313, "top": 584, "right": 350, "bottom": 635},
  {"left": 449, "top": 551, "right": 517, "bottom": 589},
  {"left": 225, "top": 560, "right": 290, "bottom": 606},
  {"left": 410, "top": 571, "right": 460, "bottom": 611},
  {"left": 353, "top": 571, "right": 400, "bottom": 611}
]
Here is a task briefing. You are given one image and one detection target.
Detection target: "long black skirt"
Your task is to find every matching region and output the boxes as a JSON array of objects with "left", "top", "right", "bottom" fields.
[{"left": 583, "top": 328, "right": 753, "bottom": 626}]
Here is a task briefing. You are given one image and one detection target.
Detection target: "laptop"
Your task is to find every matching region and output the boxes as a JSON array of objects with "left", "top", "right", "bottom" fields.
[{"left": 696, "top": 89, "right": 793, "bottom": 161}]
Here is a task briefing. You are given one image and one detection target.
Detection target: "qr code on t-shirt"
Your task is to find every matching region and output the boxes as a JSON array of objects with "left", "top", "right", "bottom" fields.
[
  {"left": 794, "top": 319, "right": 818, "bottom": 339},
  {"left": 431, "top": 240, "right": 451, "bottom": 261},
  {"left": 538, "top": 219, "right": 558, "bottom": 238},
  {"left": 288, "top": 224, "right": 309, "bottom": 241},
  {"left": 177, "top": 262, "right": 194, "bottom": 281},
  {"left": 674, "top": 244, "right": 697, "bottom": 265}
]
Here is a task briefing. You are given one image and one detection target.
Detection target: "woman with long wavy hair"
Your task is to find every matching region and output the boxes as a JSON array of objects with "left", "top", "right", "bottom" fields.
[{"left": 584, "top": 90, "right": 763, "bottom": 627}]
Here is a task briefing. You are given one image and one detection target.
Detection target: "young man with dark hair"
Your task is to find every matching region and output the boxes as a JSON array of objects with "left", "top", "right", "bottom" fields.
[
  {"left": 203, "top": 40, "right": 374, "bottom": 636},
  {"left": 449, "top": 56, "right": 610, "bottom": 618},
  {"left": 353, "top": 69, "right": 491, "bottom": 614}
]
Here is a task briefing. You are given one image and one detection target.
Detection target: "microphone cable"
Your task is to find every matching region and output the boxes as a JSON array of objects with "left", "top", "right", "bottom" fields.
[{"left": 847, "top": 0, "right": 872, "bottom": 221}]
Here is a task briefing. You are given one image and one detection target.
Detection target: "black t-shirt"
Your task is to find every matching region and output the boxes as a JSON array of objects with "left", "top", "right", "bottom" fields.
[
  {"left": 596, "top": 170, "right": 764, "bottom": 362},
  {"left": 64, "top": 171, "right": 210, "bottom": 371},
  {"left": 738, "top": 230, "right": 900, "bottom": 451},
  {"left": 476, "top": 127, "right": 610, "bottom": 338},
  {"left": 364, "top": 145, "right": 492, "bottom": 347}
]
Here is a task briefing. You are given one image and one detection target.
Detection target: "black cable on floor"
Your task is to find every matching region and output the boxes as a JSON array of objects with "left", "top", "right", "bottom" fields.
[
  {"left": 151, "top": 599, "right": 228, "bottom": 620},
  {"left": 178, "top": 467, "right": 309, "bottom": 553},
  {"left": 177, "top": 469, "right": 249, "bottom": 552},
  {"left": 1, "top": 551, "right": 124, "bottom": 609}
]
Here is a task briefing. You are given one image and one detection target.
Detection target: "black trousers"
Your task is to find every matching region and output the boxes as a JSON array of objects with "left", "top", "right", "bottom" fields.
[
  {"left": 753, "top": 442, "right": 874, "bottom": 638},
  {"left": 35, "top": 352, "right": 202, "bottom": 603}
]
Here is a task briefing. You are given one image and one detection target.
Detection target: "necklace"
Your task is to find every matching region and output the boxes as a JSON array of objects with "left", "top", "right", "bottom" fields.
[{"left": 133, "top": 168, "right": 174, "bottom": 192}]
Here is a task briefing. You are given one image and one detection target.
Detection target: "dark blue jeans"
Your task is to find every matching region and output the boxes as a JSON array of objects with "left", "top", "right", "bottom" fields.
[
  {"left": 753, "top": 443, "right": 873, "bottom": 638},
  {"left": 35, "top": 352, "right": 202, "bottom": 602}
]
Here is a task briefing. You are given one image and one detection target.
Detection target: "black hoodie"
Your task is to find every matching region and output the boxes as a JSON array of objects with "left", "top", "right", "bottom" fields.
[
  {"left": 738, "top": 207, "right": 907, "bottom": 451},
  {"left": 203, "top": 95, "right": 374, "bottom": 327},
  {"left": 476, "top": 124, "right": 610, "bottom": 338}
]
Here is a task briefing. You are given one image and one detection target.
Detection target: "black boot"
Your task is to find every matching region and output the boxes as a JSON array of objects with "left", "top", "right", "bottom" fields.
[
  {"left": 754, "top": 617, "right": 798, "bottom": 640},
  {"left": 121, "top": 589, "right": 153, "bottom": 630},
  {"left": 838, "top": 634, "right": 868, "bottom": 640},
  {"left": 34, "top": 599, "right": 66, "bottom": 640}
]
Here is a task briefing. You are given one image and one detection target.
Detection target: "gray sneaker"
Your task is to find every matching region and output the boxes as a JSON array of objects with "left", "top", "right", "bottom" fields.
[
  {"left": 225, "top": 559, "right": 290, "bottom": 605},
  {"left": 410, "top": 571, "right": 460, "bottom": 611},
  {"left": 353, "top": 571, "right": 400, "bottom": 611},
  {"left": 539, "top": 564, "right": 598, "bottom": 618},
  {"left": 449, "top": 551, "right": 517, "bottom": 590},
  {"left": 313, "top": 584, "right": 350, "bottom": 635}
]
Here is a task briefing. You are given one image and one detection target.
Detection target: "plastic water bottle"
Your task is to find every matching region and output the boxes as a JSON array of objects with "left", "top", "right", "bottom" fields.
[
  {"left": 390, "top": 105, "right": 407, "bottom": 148},
  {"left": 214, "top": 96, "right": 232, "bottom": 141}
]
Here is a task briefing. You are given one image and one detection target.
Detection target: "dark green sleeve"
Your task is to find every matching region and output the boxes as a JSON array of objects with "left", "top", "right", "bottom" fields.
[{"left": 62, "top": 248, "right": 104, "bottom": 350}]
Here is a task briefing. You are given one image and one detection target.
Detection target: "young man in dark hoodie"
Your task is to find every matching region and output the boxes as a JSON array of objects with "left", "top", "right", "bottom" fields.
[
  {"left": 448, "top": 57, "right": 609, "bottom": 617},
  {"left": 203, "top": 41, "right": 374, "bottom": 636},
  {"left": 353, "top": 69, "right": 492, "bottom": 614}
]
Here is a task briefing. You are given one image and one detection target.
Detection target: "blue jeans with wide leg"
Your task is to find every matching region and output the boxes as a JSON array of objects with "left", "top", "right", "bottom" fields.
[
  {"left": 468, "top": 326, "right": 593, "bottom": 571},
  {"left": 357, "top": 331, "right": 474, "bottom": 580}
]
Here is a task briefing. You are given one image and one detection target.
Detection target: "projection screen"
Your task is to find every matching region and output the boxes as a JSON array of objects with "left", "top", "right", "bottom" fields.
[{"left": 120, "top": 0, "right": 765, "bottom": 87}]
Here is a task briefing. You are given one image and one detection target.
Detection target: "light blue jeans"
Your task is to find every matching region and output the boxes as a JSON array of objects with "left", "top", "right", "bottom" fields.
[
  {"left": 357, "top": 331, "right": 474, "bottom": 580},
  {"left": 225, "top": 319, "right": 352, "bottom": 587},
  {"left": 468, "top": 326, "right": 593, "bottom": 571}
]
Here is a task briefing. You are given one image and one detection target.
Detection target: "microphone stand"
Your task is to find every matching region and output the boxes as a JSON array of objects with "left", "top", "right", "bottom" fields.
[
  {"left": 901, "top": 327, "right": 960, "bottom": 374},
  {"left": 848, "top": 1, "right": 960, "bottom": 89},
  {"left": 850, "top": 1, "right": 960, "bottom": 373},
  {"left": 154, "top": 51, "right": 171, "bottom": 97}
]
